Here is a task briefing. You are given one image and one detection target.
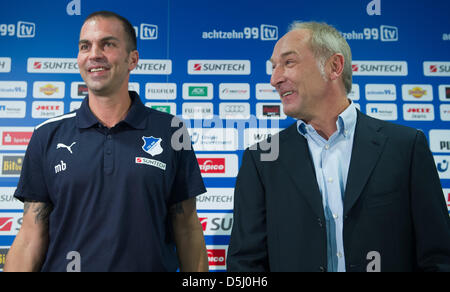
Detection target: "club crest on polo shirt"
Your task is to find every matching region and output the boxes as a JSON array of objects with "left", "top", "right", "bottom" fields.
[{"left": 142, "top": 136, "right": 163, "bottom": 157}]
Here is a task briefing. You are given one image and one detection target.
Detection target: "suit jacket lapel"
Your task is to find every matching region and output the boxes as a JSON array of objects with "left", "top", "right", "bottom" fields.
[
  {"left": 344, "top": 111, "right": 387, "bottom": 217},
  {"left": 278, "top": 124, "right": 325, "bottom": 220}
]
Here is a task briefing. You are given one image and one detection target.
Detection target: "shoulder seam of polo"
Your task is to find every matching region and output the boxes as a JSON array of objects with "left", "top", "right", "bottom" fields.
[{"left": 35, "top": 112, "right": 77, "bottom": 130}]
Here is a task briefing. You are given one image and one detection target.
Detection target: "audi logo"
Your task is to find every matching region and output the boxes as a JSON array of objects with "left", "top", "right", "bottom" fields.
[{"left": 224, "top": 105, "right": 247, "bottom": 113}]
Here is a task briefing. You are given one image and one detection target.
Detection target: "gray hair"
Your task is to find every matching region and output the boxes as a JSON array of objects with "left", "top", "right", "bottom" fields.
[{"left": 289, "top": 21, "right": 352, "bottom": 94}]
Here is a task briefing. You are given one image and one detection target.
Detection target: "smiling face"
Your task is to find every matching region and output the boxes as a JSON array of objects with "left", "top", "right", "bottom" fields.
[
  {"left": 77, "top": 16, "right": 138, "bottom": 97},
  {"left": 270, "top": 29, "right": 329, "bottom": 121}
]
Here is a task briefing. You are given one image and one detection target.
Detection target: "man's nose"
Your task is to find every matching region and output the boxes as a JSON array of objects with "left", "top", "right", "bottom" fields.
[
  {"left": 89, "top": 44, "right": 104, "bottom": 60},
  {"left": 270, "top": 65, "right": 285, "bottom": 88}
]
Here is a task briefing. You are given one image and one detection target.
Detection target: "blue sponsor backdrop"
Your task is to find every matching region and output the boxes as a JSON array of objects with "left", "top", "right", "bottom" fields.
[{"left": 0, "top": 0, "right": 449, "bottom": 271}]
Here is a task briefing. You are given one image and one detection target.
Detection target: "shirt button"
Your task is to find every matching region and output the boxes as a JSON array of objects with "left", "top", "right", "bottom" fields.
[
  {"left": 333, "top": 214, "right": 339, "bottom": 220},
  {"left": 327, "top": 177, "right": 333, "bottom": 183},
  {"left": 107, "top": 135, "right": 112, "bottom": 140},
  {"left": 337, "top": 252, "right": 343, "bottom": 258},
  {"left": 106, "top": 149, "right": 112, "bottom": 155},
  {"left": 325, "top": 145, "right": 330, "bottom": 150}
]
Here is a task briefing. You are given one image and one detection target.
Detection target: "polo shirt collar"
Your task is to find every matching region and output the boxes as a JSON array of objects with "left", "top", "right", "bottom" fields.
[{"left": 76, "top": 91, "right": 147, "bottom": 130}]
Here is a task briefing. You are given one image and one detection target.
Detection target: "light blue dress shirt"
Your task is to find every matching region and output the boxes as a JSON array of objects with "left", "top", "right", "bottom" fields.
[{"left": 297, "top": 102, "right": 357, "bottom": 272}]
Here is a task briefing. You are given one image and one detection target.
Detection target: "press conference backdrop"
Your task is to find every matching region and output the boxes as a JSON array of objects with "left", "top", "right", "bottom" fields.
[{"left": 0, "top": 0, "right": 449, "bottom": 271}]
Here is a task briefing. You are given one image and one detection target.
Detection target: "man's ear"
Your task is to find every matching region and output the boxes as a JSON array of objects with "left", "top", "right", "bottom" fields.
[
  {"left": 327, "top": 53, "right": 345, "bottom": 81},
  {"left": 128, "top": 50, "right": 139, "bottom": 72}
]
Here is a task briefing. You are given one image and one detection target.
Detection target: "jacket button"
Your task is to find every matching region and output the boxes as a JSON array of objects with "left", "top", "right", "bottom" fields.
[
  {"left": 318, "top": 218, "right": 323, "bottom": 228},
  {"left": 319, "top": 266, "right": 327, "bottom": 272}
]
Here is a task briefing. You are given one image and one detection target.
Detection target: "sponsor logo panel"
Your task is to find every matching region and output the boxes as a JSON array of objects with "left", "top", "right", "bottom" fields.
[
  {"left": 365, "top": 84, "right": 396, "bottom": 101},
  {"left": 0, "top": 187, "right": 22, "bottom": 210},
  {"left": 219, "top": 83, "right": 250, "bottom": 100},
  {"left": 206, "top": 245, "right": 228, "bottom": 271},
  {"left": 32, "top": 101, "right": 64, "bottom": 119},
  {"left": 70, "top": 82, "right": 88, "bottom": 99},
  {"left": 424, "top": 62, "right": 450, "bottom": 77},
  {"left": 352, "top": 61, "right": 408, "bottom": 76},
  {"left": 33, "top": 82, "right": 65, "bottom": 99},
  {"left": 197, "top": 188, "right": 234, "bottom": 210},
  {"left": 70, "top": 101, "right": 82, "bottom": 112},
  {"left": 403, "top": 104, "right": 434, "bottom": 121},
  {"left": 196, "top": 154, "right": 238, "bottom": 178},
  {"left": 27, "top": 58, "right": 78, "bottom": 73},
  {"left": 189, "top": 128, "right": 238, "bottom": 152},
  {"left": 182, "top": 103, "right": 214, "bottom": 120},
  {"left": 0, "top": 58, "right": 11, "bottom": 73},
  {"left": 0, "top": 248, "right": 8, "bottom": 271},
  {"left": 443, "top": 189, "right": 450, "bottom": 211},
  {"left": 145, "top": 83, "right": 176, "bottom": 100},
  {"left": 0, "top": 153, "right": 24, "bottom": 177},
  {"left": 434, "top": 155, "right": 450, "bottom": 179},
  {"left": 255, "top": 83, "right": 279, "bottom": 100},
  {"left": 131, "top": 59, "right": 172, "bottom": 75},
  {"left": 244, "top": 128, "right": 282, "bottom": 149},
  {"left": 366, "top": 103, "right": 398, "bottom": 121},
  {"left": 438, "top": 85, "right": 450, "bottom": 101},
  {"left": 0, "top": 127, "right": 34, "bottom": 151},
  {"left": 183, "top": 83, "right": 213, "bottom": 100},
  {"left": 430, "top": 130, "right": 450, "bottom": 153},
  {"left": 256, "top": 103, "right": 286, "bottom": 120},
  {"left": 0, "top": 101, "right": 26, "bottom": 118},
  {"left": 440, "top": 104, "right": 450, "bottom": 121},
  {"left": 199, "top": 213, "right": 233, "bottom": 236},
  {"left": 0, "top": 213, "right": 22, "bottom": 236},
  {"left": 402, "top": 84, "right": 433, "bottom": 101},
  {"left": 348, "top": 84, "right": 360, "bottom": 101},
  {"left": 219, "top": 103, "right": 250, "bottom": 120},
  {"left": 145, "top": 102, "right": 177, "bottom": 115},
  {"left": 0, "top": 81, "right": 27, "bottom": 98},
  {"left": 188, "top": 60, "right": 250, "bottom": 75}
]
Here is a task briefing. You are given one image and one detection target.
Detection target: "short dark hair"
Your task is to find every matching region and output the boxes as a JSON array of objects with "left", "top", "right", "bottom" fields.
[{"left": 82, "top": 11, "right": 137, "bottom": 52}]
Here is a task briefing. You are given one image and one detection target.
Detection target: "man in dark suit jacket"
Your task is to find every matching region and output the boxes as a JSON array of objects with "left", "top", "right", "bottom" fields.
[{"left": 227, "top": 21, "right": 450, "bottom": 272}]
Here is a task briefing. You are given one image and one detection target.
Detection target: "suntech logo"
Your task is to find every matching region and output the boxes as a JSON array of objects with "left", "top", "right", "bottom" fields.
[
  {"left": 27, "top": 58, "right": 79, "bottom": 74},
  {"left": 424, "top": 62, "right": 450, "bottom": 77},
  {"left": 352, "top": 61, "right": 408, "bottom": 76},
  {"left": 188, "top": 60, "right": 250, "bottom": 75}
]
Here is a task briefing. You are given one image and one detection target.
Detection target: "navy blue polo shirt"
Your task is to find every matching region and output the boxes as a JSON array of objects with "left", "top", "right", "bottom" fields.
[{"left": 14, "top": 92, "right": 206, "bottom": 272}]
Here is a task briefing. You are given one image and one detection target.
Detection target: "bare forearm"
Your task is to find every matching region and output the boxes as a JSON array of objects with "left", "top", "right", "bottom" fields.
[
  {"left": 4, "top": 231, "right": 48, "bottom": 272},
  {"left": 4, "top": 200, "right": 51, "bottom": 272},
  {"left": 170, "top": 198, "right": 209, "bottom": 272},
  {"left": 175, "top": 227, "right": 209, "bottom": 272}
]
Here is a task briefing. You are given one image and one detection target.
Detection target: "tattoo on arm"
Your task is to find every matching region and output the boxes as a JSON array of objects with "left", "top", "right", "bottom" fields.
[
  {"left": 24, "top": 200, "right": 53, "bottom": 225},
  {"left": 169, "top": 198, "right": 197, "bottom": 219},
  {"left": 169, "top": 202, "right": 184, "bottom": 218}
]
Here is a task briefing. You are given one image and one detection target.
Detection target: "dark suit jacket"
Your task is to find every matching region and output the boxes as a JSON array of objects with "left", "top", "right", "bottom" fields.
[{"left": 227, "top": 111, "right": 450, "bottom": 272}]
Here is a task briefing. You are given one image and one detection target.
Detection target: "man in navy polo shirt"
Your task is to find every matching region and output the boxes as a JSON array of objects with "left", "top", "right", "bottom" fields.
[{"left": 5, "top": 11, "right": 208, "bottom": 272}]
